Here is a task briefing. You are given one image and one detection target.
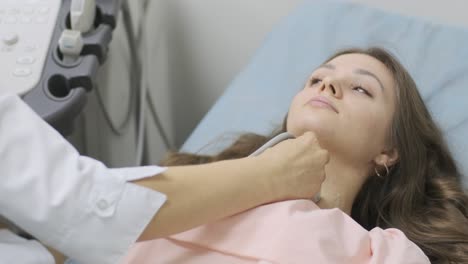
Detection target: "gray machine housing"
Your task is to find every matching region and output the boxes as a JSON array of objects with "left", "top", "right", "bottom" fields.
[{"left": 22, "top": 0, "right": 122, "bottom": 135}]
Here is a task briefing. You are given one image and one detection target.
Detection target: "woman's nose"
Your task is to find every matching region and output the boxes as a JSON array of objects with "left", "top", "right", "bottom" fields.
[{"left": 320, "top": 77, "right": 342, "bottom": 98}]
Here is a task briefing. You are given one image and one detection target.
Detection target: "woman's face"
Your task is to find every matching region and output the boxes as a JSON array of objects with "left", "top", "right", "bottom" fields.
[{"left": 287, "top": 53, "right": 397, "bottom": 165}]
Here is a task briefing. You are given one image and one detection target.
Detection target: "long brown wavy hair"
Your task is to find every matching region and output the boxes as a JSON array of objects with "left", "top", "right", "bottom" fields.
[{"left": 161, "top": 47, "right": 468, "bottom": 263}]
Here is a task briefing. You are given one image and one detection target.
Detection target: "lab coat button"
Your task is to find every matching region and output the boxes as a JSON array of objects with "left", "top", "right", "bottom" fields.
[{"left": 97, "top": 199, "right": 109, "bottom": 210}]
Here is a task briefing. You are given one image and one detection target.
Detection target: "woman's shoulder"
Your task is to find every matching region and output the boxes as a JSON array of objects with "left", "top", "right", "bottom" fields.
[{"left": 367, "top": 227, "right": 430, "bottom": 263}]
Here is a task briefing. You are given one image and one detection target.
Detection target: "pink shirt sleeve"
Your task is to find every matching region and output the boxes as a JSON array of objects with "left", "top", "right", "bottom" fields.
[
  {"left": 123, "top": 200, "right": 430, "bottom": 264},
  {"left": 368, "top": 227, "right": 429, "bottom": 264}
]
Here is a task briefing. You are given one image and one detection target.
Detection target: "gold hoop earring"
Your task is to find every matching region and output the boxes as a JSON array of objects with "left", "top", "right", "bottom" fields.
[
  {"left": 384, "top": 163, "right": 390, "bottom": 177},
  {"left": 375, "top": 167, "right": 383, "bottom": 178},
  {"left": 375, "top": 163, "right": 390, "bottom": 178}
]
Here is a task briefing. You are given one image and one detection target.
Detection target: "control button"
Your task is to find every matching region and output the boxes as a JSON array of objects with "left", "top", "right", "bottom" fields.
[
  {"left": 23, "top": 7, "right": 34, "bottom": 14},
  {"left": 13, "top": 68, "right": 32, "bottom": 77},
  {"left": 4, "top": 16, "right": 18, "bottom": 24},
  {"left": 37, "top": 7, "right": 50, "bottom": 14},
  {"left": 3, "top": 33, "right": 19, "bottom": 45},
  {"left": 17, "top": 56, "right": 35, "bottom": 64},
  {"left": 97, "top": 199, "right": 109, "bottom": 210},
  {"left": 20, "top": 17, "right": 32, "bottom": 24},
  {"left": 1, "top": 46, "right": 14, "bottom": 53},
  {"left": 24, "top": 45, "right": 37, "bottom": 52},
  {"left": 34, "top": 16, "right": 47, "bottom": 23},
  {"left": 8, "top": 8, "right": 20, "bottom": 15}
]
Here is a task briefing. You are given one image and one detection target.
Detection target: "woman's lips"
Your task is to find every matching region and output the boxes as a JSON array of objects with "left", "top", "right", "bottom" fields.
[{"left": 307, "top": 96, "right": 338, "bottom": 113}]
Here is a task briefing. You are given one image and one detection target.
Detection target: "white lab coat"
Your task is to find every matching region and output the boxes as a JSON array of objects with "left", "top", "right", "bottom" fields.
[
  {"left": 0, "top": 229, "right": 54, "bottom": 264},
  {"left": 0, "top": 94, "right": 167, "bottom": 264}
]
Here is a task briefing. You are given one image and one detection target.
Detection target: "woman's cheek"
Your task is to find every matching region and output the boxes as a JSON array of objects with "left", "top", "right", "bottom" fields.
[{"left": 361, "top": 109, "right": 386, "bottom": 141}]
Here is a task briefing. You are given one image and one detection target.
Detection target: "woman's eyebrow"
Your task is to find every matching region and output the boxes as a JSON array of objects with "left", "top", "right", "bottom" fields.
[
  {"left": 317, "top": 63, "right": 385, "bottom": 91},
  {"left": 319, "top": 63, "right": 335, "bottom": 70},
  {"left": 354, "top": 68, "right": 385, "bottom": 91}
]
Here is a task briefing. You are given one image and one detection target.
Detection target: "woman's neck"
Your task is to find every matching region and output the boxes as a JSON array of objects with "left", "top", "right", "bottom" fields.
[{"left": 315, "top": 156, "right": 367, "bottom": 215}]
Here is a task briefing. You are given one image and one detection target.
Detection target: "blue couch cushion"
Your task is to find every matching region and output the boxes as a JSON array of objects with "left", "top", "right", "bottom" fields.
[{"left": 182, "top": 0, "right": 468, "bottom": 186}]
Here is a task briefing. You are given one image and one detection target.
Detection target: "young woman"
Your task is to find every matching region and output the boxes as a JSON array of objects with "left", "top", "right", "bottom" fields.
[{"left": 124, "top": 47, "right": 468, "bottom": 263}]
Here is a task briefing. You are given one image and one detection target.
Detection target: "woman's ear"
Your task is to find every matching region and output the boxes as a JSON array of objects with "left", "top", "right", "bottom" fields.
[{"left": 373, "top": 147, "right": 399, "bottom": 167}]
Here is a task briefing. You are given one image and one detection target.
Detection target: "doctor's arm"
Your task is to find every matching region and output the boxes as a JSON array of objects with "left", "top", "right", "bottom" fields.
[
  {"left": 135, "top": 159, "right": 273, "bottom": 239},
  {"left": 0, "top": 94, "right": 326, "bottom": 264},
  {"left": 135, "top": 130, "right": 327, "bottom": 240}
]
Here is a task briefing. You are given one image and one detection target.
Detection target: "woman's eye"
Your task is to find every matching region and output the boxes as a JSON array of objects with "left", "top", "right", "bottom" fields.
[
  {"left": 310, "top": 78, "right": 322, "bottom": 86},
  {"left": 353, "top": 86, "right": 372, "bottom": 97}
]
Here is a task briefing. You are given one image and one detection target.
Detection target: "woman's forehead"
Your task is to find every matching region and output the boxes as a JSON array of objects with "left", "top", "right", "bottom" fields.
[
  {"left": 319, "top": 53, "right": 395, "bottom": 88},
  {"left": 325, "top": 54, "right": 390, "bottom": 77}
]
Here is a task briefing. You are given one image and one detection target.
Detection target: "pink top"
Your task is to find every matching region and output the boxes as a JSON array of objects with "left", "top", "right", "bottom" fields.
[{"left": 122, "top": 200, "right": 430, "bottom": 264}]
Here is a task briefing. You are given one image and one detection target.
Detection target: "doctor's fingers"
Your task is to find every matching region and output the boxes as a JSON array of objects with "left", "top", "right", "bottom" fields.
[{"left": 294, "top": 132, "right": 330, "bottom": 163}]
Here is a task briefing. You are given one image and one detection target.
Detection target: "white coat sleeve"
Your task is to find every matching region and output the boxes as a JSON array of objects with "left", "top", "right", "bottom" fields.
[
  {"left": 0, "top": 94, "right": 167, "bottom": 264},
  {"left": 0, "top": 229, "right": 54, "bottom": 264}
]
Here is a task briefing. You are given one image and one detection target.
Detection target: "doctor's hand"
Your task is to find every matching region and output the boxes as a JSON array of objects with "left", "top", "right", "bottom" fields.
[
  {"left": 136, "top": 132, "right": 328, "bottom": 239},
  {"left": 255, "top": 131, "right": 329, "bottom": 201}
]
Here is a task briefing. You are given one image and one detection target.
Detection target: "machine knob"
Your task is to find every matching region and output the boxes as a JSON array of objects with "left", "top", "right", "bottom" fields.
[{"left": 2, "top": 33, "right": 19, "bottom": 45}]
